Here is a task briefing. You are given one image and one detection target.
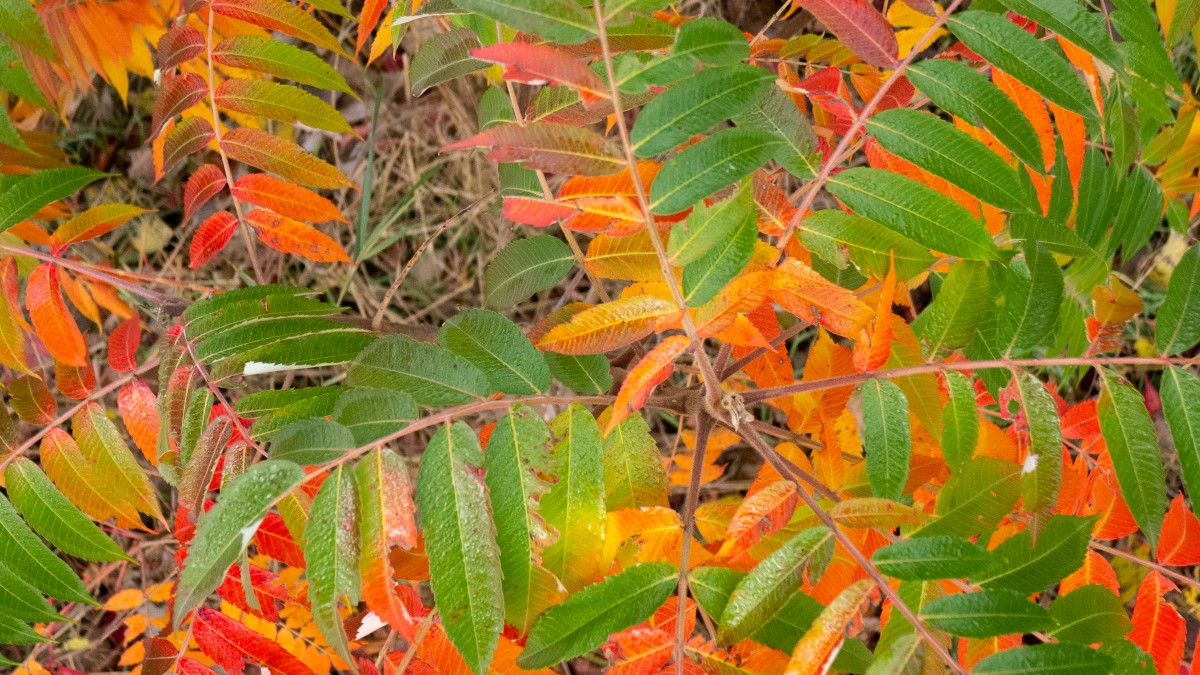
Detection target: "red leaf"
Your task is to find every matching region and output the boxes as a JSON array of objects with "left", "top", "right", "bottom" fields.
[
  {"left": 216, "top": 563, "right": 287, "bottom": 622},
  {"left": 55, "top": 360, "right": 95, "bottom": 399},
  {"left": 160, "top": 118, "right": 215, "bottom": 182},
  {"left": 443, "top": 122, "right": 624, "bottom": 176},
  {"left": 108, "top": 317, "right": 140, "bottom": 373},
  {"left": 118, "top": 379, "right": 160, "bottom": 465},
  {"left": 608, "top": 335, "right": 689, "bottom": 434},
  {"left": 254, "top": 512, "right": 306, "bottom": 568},
  {"left": 189, "top": 211, "right": 238, "bottom": 269},
  {"left": 157, "top": 25, "right": 206, "bottom": 73},
  {"left": 472, "top": 43, "right": 607, "bottom": 106},
  {"left": 151, "top": 73, "right": 207, "bottom": 141},
  {"left": 177, "top": 658, "right": 217, "bottom": 675},
  {"left": 794, "top": 0, "right": 899, "bottom": 68},
  {"left": 1129, "top": 572, "right": 1185, "bottom": 675},
  {"left": 183, "top": 164, "right": 228, "bottom": 224},
  {"left": 245, "top": 209, "right": 351, "bottom": 263},
  {"left": 231, "top": 174, "right": 346, "bottom": 224},
  {"left": 28, "top": 263, "right": 88, "bottom": 367},
  {"left": 192, "top": 607, "right": 315, "bottom": 675},
  {"left": 1157, "top": 494, "right": 1200, "bottom": 566}
]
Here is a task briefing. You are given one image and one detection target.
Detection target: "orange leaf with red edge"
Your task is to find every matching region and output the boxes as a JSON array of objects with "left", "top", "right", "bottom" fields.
[
  {"left": 442, "top": 122, "right": 624, "bottom": 177},
  {"left": 502, "top": 196, "right": 577, "bottom": 227},
  {"left": 190, "top": 211, "right": 238, "bottom": 269},
  {"left": 537, "top": 295, "right": 681, "bottom": 354},
  {"left": 1129, "top": 572, "right": 1185, "bottom": 675},
  {"left": 1157, "top": 494, "right": 1200, "bottom": 566},
  {"left": 608, "top": 335, "right": 689, "bottom": 434},
  {"left": 27, "top": 263, "right": 88, "bottom": 367},
  {"left": 108, "top": 316, "right": 140, "bottom": 373},
  {"left": 231, "top": 174, "right": 346, "bottom": 224},
  {"left": 118, "top": 379, "right": 160, "bottom": 465},
  {"left": 221, "top": 128, "right": 353, "bottom": 189},
  {"left": 472, "top": 43, "right": 608, "bottom": 106},
  {"left": 565, "top": 196, "right": 644, "bottom": 235},
  {"left": 356, "top": 0, "right": 387, "bottom": 55},
  {"left": 55, "top": 360, "right": 95, "bottom": 399},
  {"left": 10, "top": 374, "right": 55, "bottom": 424},
  {"left": 245, "top": 209, "right": 351, "bottom": 263},
  {"left": 716, "top": 480, "right": 799, "bottom": 558},
  {"left": 794, "top": 0, "right": 898, "bottom": 67},
  {"left": 770, "top": 259, "right": 873, "bottom": 339},
  {"left": 183, "top": 164, "right": 227, "bottom": 224},
  {"left": 784, "top": 579, "right": 874, "bottom": 675},
  {"left": 192, "top": 607, "right": 316, "bottom": 675}
]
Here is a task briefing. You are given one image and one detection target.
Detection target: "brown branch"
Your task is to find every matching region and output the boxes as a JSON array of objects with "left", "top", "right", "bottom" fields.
[{"left": 674, "top": 414, "right": 711, "bottom": 675}]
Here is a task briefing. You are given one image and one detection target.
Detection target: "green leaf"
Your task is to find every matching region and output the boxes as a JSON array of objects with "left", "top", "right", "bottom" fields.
[
  {"left": 4, "top": 458, "right": 129, "bottom": 562},
  {"left": 0, "top": 0, "right": 55, "bottom": 58},
  {"left": 861, "top": 379, "right": 911, "bottom": 501},
  {"left": 872, "top": 536, "right": 991, "bottom": 581},
  {"left": 800, "top": 210, "right": 934, "bottom": 282},
  {"left": 974, "top": 643, "right": 1114, "bottom": 674},
  {"left": 1097, "top": 369, "right": 1167, "bottom": 548},
  {"left": 1049, "top": 585, "right": 1132, "bottom": 644},
  {"left": 975, "top": 515, "right": 1093, "bottom": 595},
  {"left": 270, "top": 418, "right": 356, "bottom": 465},
  {"left": 485, "top": 236, "right": 574, "bottom": 309},
  {"left": 920, "top": 589, "right": 1053, "bottom": 638},
  {"left": 454, "top": 0, "right": 595, "bottom": 44},
  {"left": 996, "top": 0, "right": 1121, "bottom": 69},
  {"left": 689, "top": 566, "right": 824, "bottom": 653},
  {"left": 682, "top": 194, "right": 757, "bottom": 306},
  {"left": 333, "top": 387, "right": 417, "bottom": 445},
  {"left": 0, "top": 614, "right": 46, "bottom": 645},
  {"left": 668, "top": 181, "right": 753, "bottom": 267},
  {"left": 1015, "top": 372, "right": 1063, "bottom": 517},
  {"left": 416, "top": 422, "right": 504, "bottom": 675},
  {"left": 215, "top": 80, "right": 353, "bottom": 134},
  {"left": 0, "top": 560, "right": 61, "bottom": 622},
  {"left": 649, "top": 127, "right": 780, "bottom": 214},
  {"left": 440, "top": 309, "right": 551, "bottom": 395},
  {"left": 482, "top": 407, "right": 561, "bottom": 635},
  {"left": 865, "top": 633, "right": 922, "bottom": 675},
  {"left": 733, "top": 87, "right": 819, "bottom": 179},
  {"left": 213, "top": 35, "right": 353, "bottom": 94},
  {"left": 545, "top": 352, "right": 612, "bottom": 394},
  {"left": 948, "top": 11, "right": 1097, "bottom": 121},
  {"left": 912, "top": 261, "right": 990, "bottom": 355},
  {"left": 828, "top": 168, "right": 998, "bottom": 261},
  {"left": 939, "top": 371, "right": 979, "bottom": 472},
  {"left": 246, "top": 388, "right": 344, "bottom": 440},
  {"left": 348, "top": 335, "right": 490, "bottom": 406},
  {"left": 1161, "top": 367, "right": 1200, "bottom": 519},
  {"left": 305, "top": 465, "right": 359, "bottom": 664},
  {"left": 999, "top": 243, "right": 1063, "bottom": 357},
  {"left": 622, "top": 17, "right": 748, "bottom": 91},
  {"left": 912, "top": 458, "right": 1021, "bottom": 539},
  {"left": 1007, "top": 213, "right": 1098, "bottom": 259},
  {"left": 518, "top": 562, "right": 677, "bottom": 669},
  {"left": 602, "top": 412, "right": 668, "bottom": 510},
  {"left": 409, "top": 28, "right": 488, "bottom": 95},
  {"left": 717, "top": 526, "right": 834, "bottom": 645},
  {"left": 0, "top": 168, "right": 108, "bottom": 233},
  {"left": 176, "top": 460, "right": 305, "bottom": 618},
  {"left": 1155, "top": 244, "right": 1200, "bottom": 355},
  {"left": 631, "top": 65, "right": 774, "bottom": 157},
  {"left": 907, "top": 59, "right": 1044, "bottom": 172},
  {"left": 867, "top": 109, "right": 1031, "bottom": 211},
  {"left": 542, "top": 404, "right": 606, "bottom": 592},
  {"left": 0, "top": 493, "right": 93, "bottom": 605}
]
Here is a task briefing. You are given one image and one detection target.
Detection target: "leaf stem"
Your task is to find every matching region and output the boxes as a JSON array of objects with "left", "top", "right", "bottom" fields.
[{"left": 674, "top": 414, "right": 711, "bottom": 674}]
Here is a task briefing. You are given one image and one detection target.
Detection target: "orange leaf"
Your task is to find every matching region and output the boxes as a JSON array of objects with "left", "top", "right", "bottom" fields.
[
  {"left": 1129, "top": 572, "right": 1185, "bottom": 675},
  {"left": 221, "top": 128, "right": 353, "bottom": 190},
  {"left": 245, "top": 209, "right": 351, "bottom": 263},
  {"left": 502, "top": 196, "right": 577, "bottom": 227},
  {"left": 472, "top": 43, "right": 608, "bottom": 106},
  {"left": 55, "top": 359, "right": 95, "bottom": 399},
  {"left": 559, "top": 161, "right": 659, "bottom": 200},
  {"left": 52, "top": 203, "right": 152, "bottom": 252},
  {"left": 117, "top": 379, "right": 160, "bottom": 466},
  {"left": 231, "top": 174, "right": 347, "bottom": 224},
  {"left": 102, "top": 588, "right": 145, "bottom": 611},
  {"left": 355, "top": 0, "right": 387, "bottom": 55},
  {"left": 442, "top": 122, "right": 624, "bottom": 177},
  {"left": 1060, "top": 550, "right": 1119, "bottom": 596},
  {"left": 9, "top": 374, "right": 55, "bottom": 424},
  {"left": 0, "top": 267, "right": 30, "bottom": 374},
  {"left": 183, "top": 164, "right": 228, "bottom": 224},
  {"left": 770, "top": 259, "right": 873, "bottom": 339},
  {"left": 585, "top": 230, "right": 663, "bottom": 282},
  {"left": 784, "top": 579, "right": 874, "bottom": 675},
  {"left": 27, "top": 263, "right": 88, "bottom": 367},
  {"left": 108, "top": 317, "right": 140, "bottom": 373},
  {"left": 1157, "top": 494, "right": 1200, "bottom": 566},
  {"left": 58, "top": 267, "right": 101, "bottom": 328},
  {"left": 537, "top": 295, "right": 681, "bottom": 354},
  {"left": 608, "top": 335, "right": 689, "bottom": 434},
  {"left": 695, "top": 269, "right": 773, "bottom": 337},
  {"left": 189, "top": 211, "right": 238, "bottom": 269},
  {"left": 852, "top": 261, "right": 896, "bottom": 373},
  {"left": 993, "top": 68, "right": 1053, "bottom": 173},
  {"left": 604, "top": 626, "right": 672, "bottom": 675},
  {"left": 716, "top": 480, "right": 799, "bottom": 558}
]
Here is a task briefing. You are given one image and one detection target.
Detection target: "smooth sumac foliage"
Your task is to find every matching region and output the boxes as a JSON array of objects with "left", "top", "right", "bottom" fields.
[{"left": 4, "top": 0, "right": 1200, "bottom": 674}]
